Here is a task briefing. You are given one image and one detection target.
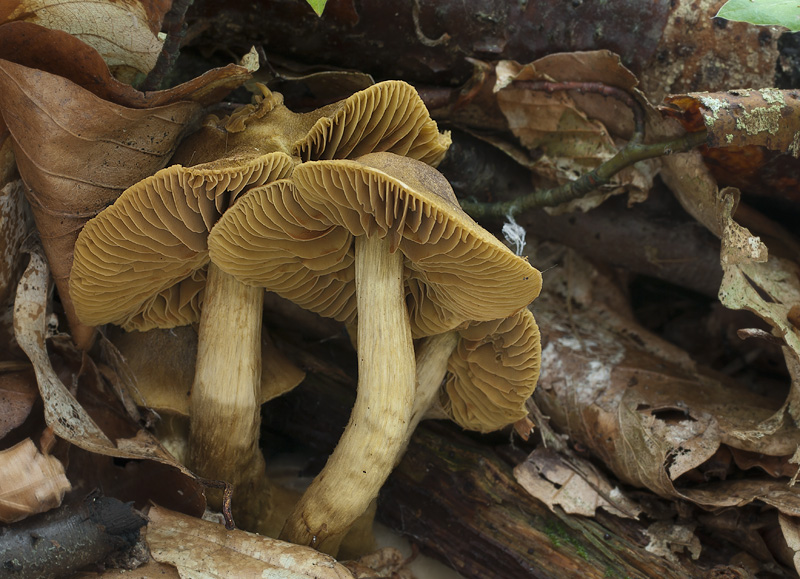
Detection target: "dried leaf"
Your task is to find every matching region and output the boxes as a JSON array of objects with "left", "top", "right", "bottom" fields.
[
  {"left": 493, "top": 52, "right": 661, "bottom": 212},
  {"left": 660, "top": 150, "right": 724, "bottom": 237},
  {"left": 0, "top": 22, "right": 254, "bottom": 108},
  {"left": 0, "top": 438, "right": 70, "bottom": 523},
  {"left": 664, "top": 89, "right": 800, "bottom": 155},
  {"left": 145, "top": 504, "right": 357, "bottom": 578},
  {"left": 644, "top": 522, "right": 701, "bottom": 563},
  {"left": 1, "top": 0, "right": 171, "bottom": 82},
  {"left": 717, "top": 188, "right": 768, "bottom": 266},
  {"left": 105, "top": 326, "right": 305, "bottom": 417},
  {"left": 0, "top": 180, "right": 32, "bottom": 311},
  {"left": 0, "top": 56, "right": 203, "bottom": 347},
  {"left": 13, "top": 241, "right": 195, "bottom": 476},
  {"left": 779, "top": 513, "right": 800, "bottom": 576},
  {"left": 513, "top": 447, "right": 641, "bottom": 518},
  {"left": 681, "top": 479, "right": 800, "bottom": 515},
  {"left": 0, "top": 368, "right": 37, "bottom": 438},
  {"left": 531, "top": 248, "right": 800, "bottom": 504}
]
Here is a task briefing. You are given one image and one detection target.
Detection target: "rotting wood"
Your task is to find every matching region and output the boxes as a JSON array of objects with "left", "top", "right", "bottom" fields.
[{"left": 263, "top": 362, "right": 725, "bottom": 579}]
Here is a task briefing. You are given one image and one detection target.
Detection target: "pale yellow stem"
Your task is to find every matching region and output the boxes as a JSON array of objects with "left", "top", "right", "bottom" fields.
[
  {"left": 402, "top": 330, "right": 459, "bottom": 458},
  {"left": 280, "top": 235, "right": 416, "bottom": 554},
  {"left": 188, "top": 262, "right": 270, "bottom": 531}
]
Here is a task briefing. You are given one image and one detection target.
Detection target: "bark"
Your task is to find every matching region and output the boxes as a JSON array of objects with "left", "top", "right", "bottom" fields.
[
  {"left": 188, "top": 0, "right": 778, "bottom": 102},
  {"left": 0, "top": 496, "right": 146, "bottom": 579}
]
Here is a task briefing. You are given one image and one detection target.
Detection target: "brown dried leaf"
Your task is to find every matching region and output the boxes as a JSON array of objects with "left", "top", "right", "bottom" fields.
[
  {"left": 514, "top": 447, "right": 642, "bottom": 518},
  {"left": 664, "top": 89, "right": 800, "bottom": 155},
  {"left": 0, "top": 438, "right": 70, "bottom": 523},
  {"left": 1, "top": 0, "right": 170, "bottom": 82},
  {"left": 531, "top": 248, "right": 800, "bottom": 503},
  {"left": 0, "top": 180, "right": 32, "bottom": 312},
  {"left": 0, "top": 22, "right": 254, "bottom": 109},
  {"left": 13, "top": 242, "right": 194, "bottom": 476},
  {"left": 779, "top": 514, "right": 800, "bottom": 576},
  {"left": 0, "top": 368, "right": 37, "bottom": 438},
  {"left": 493, "top": 52, "right": 662, "bottom": 212},
  {"left": 145, "top": 504, "right": 357, "bottom": 578},
  {"left": 0, "top": 56, "right": 203, "bottom": 347},
  {"left": 644, "top": 522, "right": 701, "bottom": 563},
  {"left": 681, "top": 479, "right": 800, "bottom": 515},
  {"left": 105, "top": 326, "right": 305, "bottom": 417}
]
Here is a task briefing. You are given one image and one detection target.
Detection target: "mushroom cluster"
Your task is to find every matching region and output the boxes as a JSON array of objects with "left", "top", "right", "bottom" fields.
[
  {"left": 69, "top": 79, "right": 542, "bottom": 553},
  {"left": 208, "top": 152, "right": 542, "bottom": 552},
  {"left": 68, "top": 81, "right": 452, "bottom": 533}
]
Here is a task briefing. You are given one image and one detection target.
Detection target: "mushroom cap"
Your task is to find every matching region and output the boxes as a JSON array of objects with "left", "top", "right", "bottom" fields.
[
  {"left": 208, "top": 152, "right": 542, "bottom": 337},
  {"left": 174, "top": 80, "right": 451, "bottom": 167},
  {"left": 69, "top": 152, "right": 295, "bottom": 331},
  {"left": 293, "top": 80, "right": 451, "bottom": 166},
  {"left": 442, "top": 308, "right": 541, "bottom": 432}
]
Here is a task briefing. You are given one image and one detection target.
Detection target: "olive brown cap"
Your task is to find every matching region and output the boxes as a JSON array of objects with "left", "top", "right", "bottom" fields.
[{"left": 209, "top": 152, "right": 541, "bottom": 337}]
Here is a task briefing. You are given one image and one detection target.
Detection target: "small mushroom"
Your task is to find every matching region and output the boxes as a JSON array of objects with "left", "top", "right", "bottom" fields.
[
  {"left": 410, "top": 308, "right": 541, "bottom": 443},
  {"left": 207, "top": 152, "right": 541, "bottom": 552}
]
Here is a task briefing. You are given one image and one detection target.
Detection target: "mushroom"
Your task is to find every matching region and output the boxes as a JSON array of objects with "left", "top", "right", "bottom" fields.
[
  {"left": 69, "top": 80, "right": 451, "bottom": 532},
  {"left": 106, "top": 325, "right": 305, "bottom": 460},
  {"left": 207, "top": 152, "right": 542, "bottom": 552},
  {"left": 409, "top": 308, "right": 541, "bottom": 444},
  {"left": 70, "top": 151, "right": 295, "bottom": 531}
]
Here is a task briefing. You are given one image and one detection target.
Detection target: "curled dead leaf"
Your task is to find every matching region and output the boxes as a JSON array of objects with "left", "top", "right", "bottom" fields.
[
  {"left": 0, "top": 56, "right": 203, "bottom": 347},
  {"left": 0, "top": 22, "right": 254, "bottom": 109},
  {"left": 493, "top": 52, "right": 667, "bottom": 213},
  {"left": 531, "top": 247, "right": 800, "bottom": 506},
  {"left": 12, "top": 240, "right": 195, "bottom": 477},
  {"left": 0, "top": 438, "right": 71, "bottom": 523},
  {"left": 1, "top": 0, "right": 171, "bottom": 82}
]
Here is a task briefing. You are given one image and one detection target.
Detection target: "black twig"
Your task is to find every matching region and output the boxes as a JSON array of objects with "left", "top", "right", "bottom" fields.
[
  {"left": 140, "top": 0, "right": 195, "bottom": 91},
  {"left": 196, "top": 477, "right": 236, "bottom": 530}
]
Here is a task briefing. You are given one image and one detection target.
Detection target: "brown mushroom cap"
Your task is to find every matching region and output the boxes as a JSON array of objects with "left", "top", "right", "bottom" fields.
[
  {"left": 174, "top": 80, "right": 450, "bottom": 169},
  {"left": 293, "top": 80, "right": 450, "bottom": 166},
  {"left": 208, "top": 153, "right": 542, "bottom": 338},
  {"left": 442, "top": 308, "right": 541, "bottom": 432},
  {"left": 69, "top": 152, "right": 295, "bottom": 331}
]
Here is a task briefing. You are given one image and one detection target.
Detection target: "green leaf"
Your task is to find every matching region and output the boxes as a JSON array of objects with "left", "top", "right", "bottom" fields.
[
  {"left": 305, "top": 0, "right": 327, "bottom": 16},
  {"left": 716, "top": 0, "right": 800, "bottom": 32}
]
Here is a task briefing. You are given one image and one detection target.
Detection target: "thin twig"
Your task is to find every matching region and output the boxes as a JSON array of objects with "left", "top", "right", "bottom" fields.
[
  {"left": 511, "top": 81, "right": 647, "bottom": 144},
  {"left": 140, "top": 0, "right": 195, "bottom": 91},
  {"left": 195, "top": 477, "right": 236, "bottom": 530},
  {"left": 460, "top": 130, "right": 708, "bottom": 219}
]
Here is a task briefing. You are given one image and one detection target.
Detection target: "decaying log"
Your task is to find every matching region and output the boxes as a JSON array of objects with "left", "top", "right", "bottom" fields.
[
  {"left": 188, "top": 0, "right": 778, "bottom": 102},
  {"left": 263, "top": 366, "right": 722, "bottom": 578}
]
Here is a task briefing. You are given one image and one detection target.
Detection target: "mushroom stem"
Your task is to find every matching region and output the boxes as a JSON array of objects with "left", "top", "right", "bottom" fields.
[
  {"left": 280, "top": 234, "right": 416, "bottom": 554},
  {"left": 188, "top": 262, "right": 270, "bottom": 531},
  {"left": 403, "top": 330, "right": 460, "bottom": 454}
]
